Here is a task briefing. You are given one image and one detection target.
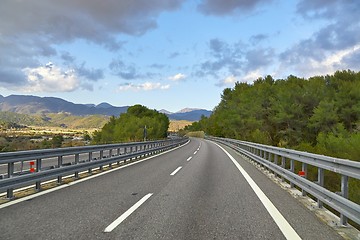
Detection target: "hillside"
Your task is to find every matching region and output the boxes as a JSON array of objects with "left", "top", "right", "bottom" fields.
[
  {"left": 0, "top": 95, "right": 128, "bottom": 116},
  {"left": 169, "top": 109, "right": 212, "bottom": 121},
  {"left": 0, "top": 94, "right": 212, "bottom": 121},
  {"left": 0, "top": 111, "right": 109, "bottom": 129}
]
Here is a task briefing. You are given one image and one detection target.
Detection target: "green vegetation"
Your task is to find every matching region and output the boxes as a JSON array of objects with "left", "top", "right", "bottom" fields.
[
  {"left": 185, "top": 131, "right": 205, "bottom": 138},
  {"left": 93, "top": 105, "right": 169, "bottom": 143},
  {"left": 186, "top": 70, "right": 360, "bottom": 204},
  {"left": 0, "top": 111, "right": 108, "bottom": 152},
  {"left": 0, "top": 111, "right": 109, "bottom": 129},
  {"left": 187, "top": 70, "right": 360, "bottom": 157}
]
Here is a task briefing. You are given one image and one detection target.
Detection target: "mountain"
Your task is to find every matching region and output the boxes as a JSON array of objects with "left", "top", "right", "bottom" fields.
[
  {"left": 0, "top": 94, "right": 212, "bottom": 121},
  {"left": 159, "top": 109, "right": 173, "bottom": 115},
  {"left": 176, "top": 108, "right": 201, "bottom": 113},
  {"left": 96, "top": 102, "right": 114, "bottom": 109},
  {"left": 168, "top": 109, "right": 212, "bottom": 121},
  {"left": 0, "top": 95, "right": 128, "bottom": 116}
]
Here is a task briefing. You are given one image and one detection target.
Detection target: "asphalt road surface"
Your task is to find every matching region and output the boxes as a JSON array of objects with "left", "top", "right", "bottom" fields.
[{"left": 0, "top": 138, "right": 343, "bottom": 240}]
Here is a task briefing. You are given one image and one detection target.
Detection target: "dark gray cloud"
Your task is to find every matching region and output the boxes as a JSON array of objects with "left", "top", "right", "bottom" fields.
[
  {"left": 198, "top": 38, "right": 274, "bottom": 82},
  {"left": 249, "top": 34, "right": 268, "bottom": 45},
  {"left": 168, "top": 52, "right": 180, "bottom": 59},
  {"left": 61, "top": 52, "right": 76, "bottom": 64},
  {"left": 149, "top": 64, "right": 166, "bottom": 69},
  {"left": 338, "top": 48, "right": 360, "bottom": 70},
  {"left": 109, "top": 59, "right": 158, "bottom": 80},
  {"left": 245, "top": 48, "right": 274, "bottom": 71},
  {"left": 296, "top": 0, "right": 340, "bottom": 19},
  {"left": 197, "top": 0, "right": 273, "bottom": 16},
  {"left": 200, "top": 39, "right": 245, "bottom": 76},
  {"left": 109, "top": 59, "right": 140, "bottom": 80},
  {"left": 76, "top": 63, "right": 104, "bottom": 81},
  {"left": 0, "top": 0, "right": 184, "bottom": 90},
  {"left": 280, "top": 0, "right": 360, "bottom": 75},
  {"left": 0, "top": 0, "right": 184, "bottom": 45},
  {"left": 0, "top": 69, "right": 27, "bottom": 86},
  {"left": 296, "top": 0, "right": 360, "bottom": 50}
]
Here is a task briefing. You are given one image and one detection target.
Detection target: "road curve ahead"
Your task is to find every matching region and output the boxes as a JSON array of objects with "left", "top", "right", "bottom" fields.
[{"left": 0, "top": 138, "right": 342, "bottom": 240}]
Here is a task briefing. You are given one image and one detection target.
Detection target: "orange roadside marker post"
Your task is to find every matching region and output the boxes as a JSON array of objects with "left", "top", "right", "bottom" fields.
[{"left": 30, "top": 161, "right": 35, "bottom": 173}]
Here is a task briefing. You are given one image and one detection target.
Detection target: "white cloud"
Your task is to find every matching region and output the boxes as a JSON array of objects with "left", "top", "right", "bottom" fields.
[
  {"left": 21, "top": 64, "right": 80, "bottom": 92},
  {"left": 242, "top": 70, "right": 263, "bottom": 82},
  {"left": 118, "top": 82, "right": 170, "bottom": 91},
  {"left": 168, "top": 73, "right": 186, "bottom": 81},
  {"left": 224, "top": 75, "right": 237, "bottom": 84},
  {"left": 216, "top": 75, "right": 237, "bottom": 87},
  {"left": 286, "top": 44, "right": 360, "bottom": 78},
  {"left": 0, "top": 0, "right": 184, "bottom": 89}
]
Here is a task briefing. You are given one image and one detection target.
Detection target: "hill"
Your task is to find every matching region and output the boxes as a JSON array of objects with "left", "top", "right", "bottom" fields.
[
  {"left": 0, "top": 95, "right": 128, "bottom": 116},
  {"left": 168, "top": 109, "right": 212, "bottom": 121},
  {"left": 0, "top": 94, "right": 212, "bottom": 121},
  {"left": 0, "top": 111, "right": 109, "bottom": 129}
]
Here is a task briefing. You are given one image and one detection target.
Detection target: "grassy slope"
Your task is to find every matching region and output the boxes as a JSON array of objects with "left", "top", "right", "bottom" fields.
[
  {"left": 169, "top": 120, "right": 193, "bottom": 132},
  {"left": 0, "top": 111, "right": 109, "bottom": 129},
  {"left": 0, "top": 112, "right": 193, "bottom": 131}
]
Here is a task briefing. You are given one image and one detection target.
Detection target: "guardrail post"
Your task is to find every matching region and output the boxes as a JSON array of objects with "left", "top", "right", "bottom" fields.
[
  {"left": 274, "top": 155, "right": 278, "bottom": 177},
  {"left": 123, "top": 147, "right": 127, "bottom": 163},
  {"left": 340, "top": 175, "right": 349, "bottom": 225},
  {"left": 74, "top": 154, "right": 79, "bottom": 179},
  {"left": 301, "top": 163, "right": 307, "bottom": 196},
  {"left": 99, "top": 150, "right": 104, "bottom": 170},
  {"left": 57, "top": 156, "right": 63, "bottom": 184},
  {"left": 290, "top": 159, "right": 295, "bottom": 188},
  {"left": 281, "top": 156, "right": 285, "bottom": 182},
  {"left": 131, "top": 146, "right": 135, "bottom": 160},
  {"left": 117, "top": 148, "right": 121, "bottom": 165},
  {"left": 35, "top": 158, "right": 42, "bottom": 191},
  {"left": 7, "top": 162, "right": 14, "bottom": 199},
  {"left": 88, "top": 152, "right": 93, "bottom": 174},
  {"left": 20, "top": 160, "right": 24, "bottom": 173},
  {"left": 317, "top": 168, "right": 324, "bottom": 208},
  {"left": 109, "top": 149, "right": 113, "bottom": 168}
]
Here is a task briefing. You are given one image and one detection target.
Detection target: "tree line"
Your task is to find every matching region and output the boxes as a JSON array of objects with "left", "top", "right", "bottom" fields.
[
  {"left": 92, "top": 105, "right": 169, "bottom": 143},
  {"left": 185, "top": 70, "right": 360, "bottom": 206},
  {"left": 187, "top": 70, "right": 360, "bottom": 160}
]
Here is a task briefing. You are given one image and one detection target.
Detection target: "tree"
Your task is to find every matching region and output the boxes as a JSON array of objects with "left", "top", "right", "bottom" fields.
[
  {"left": 93, "top": 105, "right": 169, "bottom": 144},
  {"left": 186, "top": 70, "right": 360, "bottom": 154},
  {"left": 51, "top": 135, "right": 64, "bottom": 148}
]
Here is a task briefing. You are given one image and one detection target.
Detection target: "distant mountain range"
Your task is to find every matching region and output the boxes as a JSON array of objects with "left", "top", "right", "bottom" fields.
[{"left": 0, "top": 95, "right": 212, "bottom": 121}]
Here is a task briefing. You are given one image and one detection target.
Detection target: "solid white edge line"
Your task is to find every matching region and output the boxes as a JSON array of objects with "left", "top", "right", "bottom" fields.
[
  {"left": 170, "top": 166, "right": 182, "bottom": 176},
  {"left": 213, "top": 142, "right": 302, "bottom": 240},
  {"left": 186, "top": 156, "right": 192, "bottom": 162},
  {"left": 0, "top": 140, "right": 190, "bottom": 209},
  {"left": 104, "top": 193, "right": 153, "bottom": 233}
]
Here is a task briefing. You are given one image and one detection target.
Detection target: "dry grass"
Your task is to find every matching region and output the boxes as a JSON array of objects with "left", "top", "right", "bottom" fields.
[
  {"left": 186, "top": 131, "right": 205, "bottom": 138},
  {"left": 168, "top": 120, "right": 192, "bottom": 132}
]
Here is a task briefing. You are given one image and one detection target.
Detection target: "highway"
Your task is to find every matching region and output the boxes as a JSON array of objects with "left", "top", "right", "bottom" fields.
[{"left": 0, "top": 138, "right": 342, "bottom": 240}]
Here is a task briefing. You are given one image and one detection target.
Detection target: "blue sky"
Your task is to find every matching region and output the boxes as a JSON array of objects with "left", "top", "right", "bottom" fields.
[{"left": 0, "top": 0, "right": 359, "bottom": 112}]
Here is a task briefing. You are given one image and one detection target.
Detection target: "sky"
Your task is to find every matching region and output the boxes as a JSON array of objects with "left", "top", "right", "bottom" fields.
[{"left": 0, "top": 0, "right": 359, "bottom": 113}]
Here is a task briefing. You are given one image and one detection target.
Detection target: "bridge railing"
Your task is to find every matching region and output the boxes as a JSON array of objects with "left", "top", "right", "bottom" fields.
[
  {"left": 207, "top": 136, "right": 360, "bottom": 226},
  {"left": 0, "top": 138, "right": 188, "bottom": 199}
]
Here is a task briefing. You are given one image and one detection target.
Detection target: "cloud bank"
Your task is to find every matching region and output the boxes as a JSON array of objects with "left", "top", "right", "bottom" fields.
[{"left": 0, "top": 0, "right": 184, "bottom": 92}]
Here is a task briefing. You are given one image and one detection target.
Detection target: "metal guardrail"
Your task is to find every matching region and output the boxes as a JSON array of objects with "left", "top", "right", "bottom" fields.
[
  {"left": 0, "top": 138, "right": 188, "bottom": 199},
  {"left": 207, "top": 136, "right": 360, "bottom": 226}
]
